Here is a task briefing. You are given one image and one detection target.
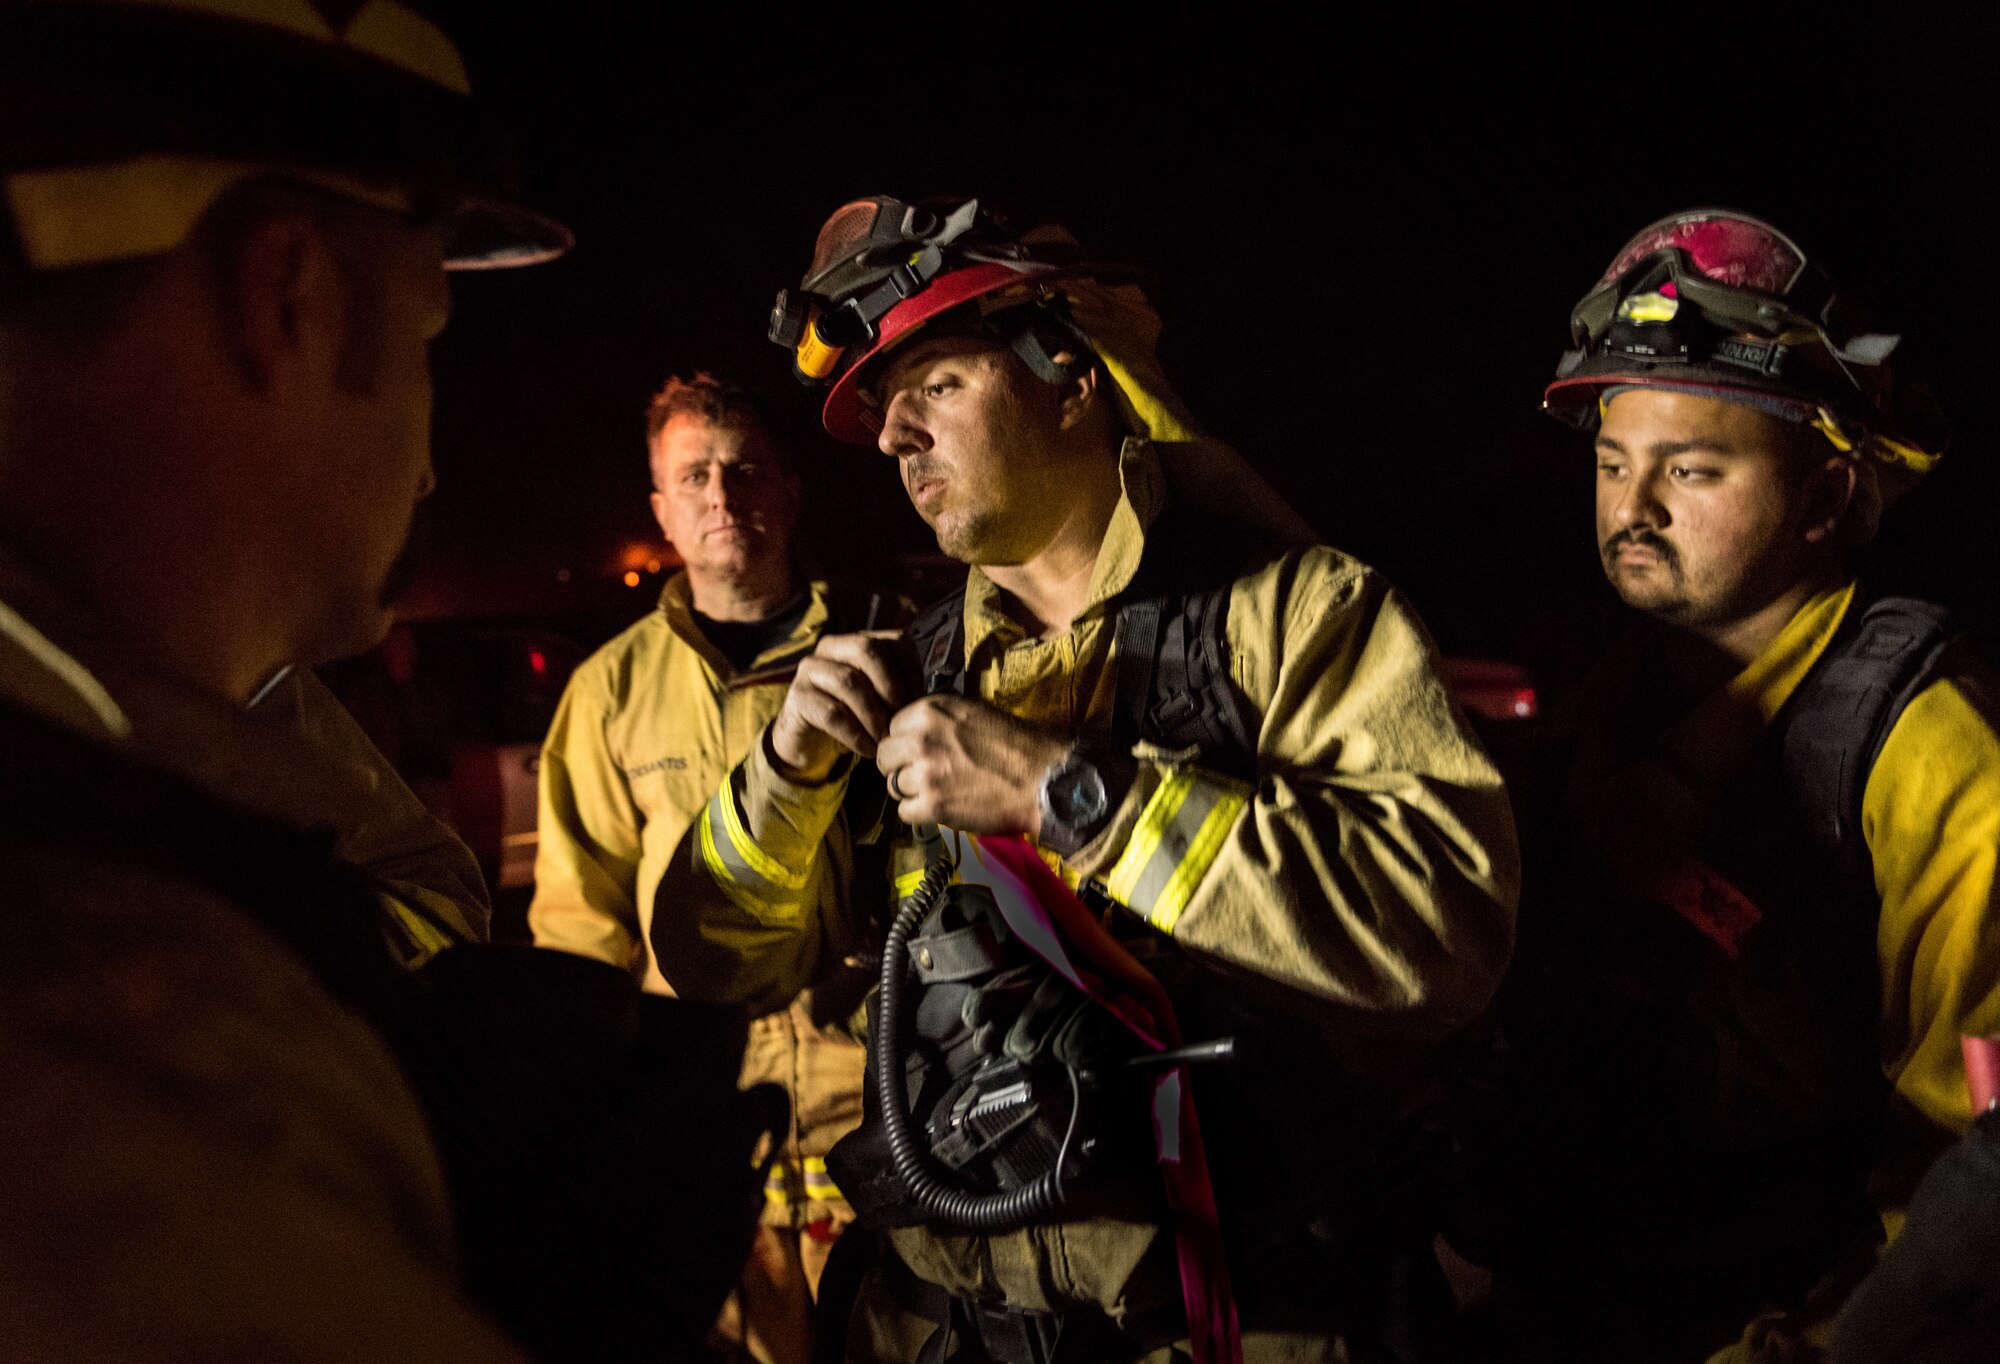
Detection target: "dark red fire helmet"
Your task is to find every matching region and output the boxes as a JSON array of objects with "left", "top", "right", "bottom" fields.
[{"left": 1544, "top": 208, "right": 1945, "bottom": 471}]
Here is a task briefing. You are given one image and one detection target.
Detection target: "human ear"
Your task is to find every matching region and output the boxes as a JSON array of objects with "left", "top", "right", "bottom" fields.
[
  {"left": 1801, "top": 454, "right": 1859, "bottom": 544},
  {"left": 213, "top": 204, "right": 343, "bottom": 395},
  {"left": 648, "top": 489, "right": 675, "bottom": 546},
  {"left": 1052, "top": 355, "right": 1100, "bottom": 432}
]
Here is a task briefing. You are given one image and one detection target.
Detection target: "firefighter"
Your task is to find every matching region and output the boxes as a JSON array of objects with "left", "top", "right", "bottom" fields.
[
  {"left": 0, "top": 0, "right": 569, "bottom": 1356},
  {"left": 648, "top": 197, "right": 1521, "bottom": 1362},
  {"left": 1453, "top": 209, "right": 2000, "bottom": 1361},
  {"left": 532, "top": 372, "right": 871, "bottom": 1363}
]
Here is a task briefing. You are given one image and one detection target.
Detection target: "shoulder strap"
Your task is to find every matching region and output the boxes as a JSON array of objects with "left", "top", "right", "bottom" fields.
[
  {"left": 1111, "top": 509, "right": 1274, "bottom": 777},
  {"left": 1779, "top": 594, "right": 1959, "bottom": 891},
  {"left": 908, "top": 586, "right": 970, "bottom": 697}
]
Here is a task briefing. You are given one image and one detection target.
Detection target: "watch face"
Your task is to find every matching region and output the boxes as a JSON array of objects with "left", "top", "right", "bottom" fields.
[{"left": 1050, "top": 759, "right": 1107, "bottom": 826}]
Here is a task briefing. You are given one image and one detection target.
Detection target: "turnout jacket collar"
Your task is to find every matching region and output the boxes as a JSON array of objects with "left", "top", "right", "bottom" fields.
[
  {"left": 0, "top": 544, "right": 489, "bottom": 950},
  {"left": 958, "top": 437, "right": 1165, "bottom": 663},
  {"left": 654, "top": 569, "right": 830, "bottom": 687}
]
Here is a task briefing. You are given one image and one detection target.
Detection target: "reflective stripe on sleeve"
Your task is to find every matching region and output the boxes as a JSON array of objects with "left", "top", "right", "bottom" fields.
[
  {"left": 696, "top": 778, "right": 808, "bottom": 901},
  {"left": 763, "top": 1167, "right": 794, "bottom": 1208},
  {"left": 765, "top": 1155, "right": 847, "bottom": 1210},
  {"left": 803, "top": 1155, "right": 844, "bottom": 1203},
  {"left": 382, "top": 894, "right": 456, "bottom": 967},
  {"left": 1102, "top": 769, "right": 1249, "bottom": 934}
]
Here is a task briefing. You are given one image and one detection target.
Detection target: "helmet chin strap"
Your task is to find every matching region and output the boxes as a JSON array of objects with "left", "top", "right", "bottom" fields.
[{"left": 1006, "top": 312, "right": 1096, "bottom": 386}]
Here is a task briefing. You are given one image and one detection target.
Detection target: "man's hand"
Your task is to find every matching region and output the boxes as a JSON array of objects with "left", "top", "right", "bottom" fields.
[
  {"left": 767, "top": 632, "right": 912, "bottom": 783},
  {"left": 874, "top": 695, "right": 1069, "bottom": 835}
]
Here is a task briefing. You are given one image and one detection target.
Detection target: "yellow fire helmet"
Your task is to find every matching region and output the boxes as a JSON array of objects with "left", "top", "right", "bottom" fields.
[{"left": 0, "top": 0, "right": 572, "bottom": 273}]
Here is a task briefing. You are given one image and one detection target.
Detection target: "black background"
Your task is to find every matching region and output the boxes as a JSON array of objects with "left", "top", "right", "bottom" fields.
[{"left": 417, "top": 9, "right": 2000, "bottom": 700}]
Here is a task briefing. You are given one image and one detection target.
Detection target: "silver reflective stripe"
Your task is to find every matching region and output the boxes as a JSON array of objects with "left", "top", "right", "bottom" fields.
[
  {"left": 702, "top": 786, "right": 764, "bottom": 887},
  {"left": 1120, "top": 778, "right": 1239, "bottom": 929}
]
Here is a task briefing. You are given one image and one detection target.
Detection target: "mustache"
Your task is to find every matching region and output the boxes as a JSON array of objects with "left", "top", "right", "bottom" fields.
[
  {"left": 902, "top": 457, "right": 944, "bottom": 488},
  {"left": 1602, "top": 527, "right": 1680, "bottom": 573}
]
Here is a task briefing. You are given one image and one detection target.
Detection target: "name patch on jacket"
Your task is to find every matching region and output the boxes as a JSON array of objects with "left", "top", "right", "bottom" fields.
[
  {"left": 625, "top": 756, "right": 688, "bottom": 779},
  {"left": 1651, "top": 859, "right": 1763, "bottom": 959}
]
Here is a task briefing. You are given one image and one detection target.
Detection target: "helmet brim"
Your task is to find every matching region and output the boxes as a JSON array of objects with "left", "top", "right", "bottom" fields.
[
  {"left": 1542, "top": 367, "right": 1824, "bottom": 429},
  {"left": 820, "top": 260, "right": 1081, "bottom": 446},
  {"left": 444, "top": 196, "right": 574, "bottom": 270}
]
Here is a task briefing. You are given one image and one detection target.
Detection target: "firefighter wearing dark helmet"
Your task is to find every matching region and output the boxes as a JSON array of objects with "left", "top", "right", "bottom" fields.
[
  {"left": 649, "top": 197, "right": 1522, "bottom": 1362},
  {"left": 1447, "top": 210, "right": 2000, "bottom": 1362},
  {"left": 0, "top": 2, "right": 580, "bottom": 1358}
]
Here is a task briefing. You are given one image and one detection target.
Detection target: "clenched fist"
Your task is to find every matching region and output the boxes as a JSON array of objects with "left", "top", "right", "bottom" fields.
[{"left": 873, "top": 694, "right": 1069, "bottom": 836}]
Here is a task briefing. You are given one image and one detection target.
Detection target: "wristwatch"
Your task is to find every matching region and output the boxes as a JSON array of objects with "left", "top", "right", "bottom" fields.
[{"left": 1037, "top": 746, "right": 1112, "bottom": 858}]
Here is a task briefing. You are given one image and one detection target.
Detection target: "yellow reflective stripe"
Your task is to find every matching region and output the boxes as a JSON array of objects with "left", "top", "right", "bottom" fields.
[
  {"left": 696, "top": 800, "right": 776, "bottom": 918},
  {"left": 1104, "top": 772, "right": 1248, "bottom": 934},
  {"left": 802, "top": 1155, "right": 844, "bottom": 1201},
  {"left": 714, "top": 781, "right": 807, "bottom": 893},
  {"left": 764, "top": 1157, "right": 847, "bottom": 1208},
  {"left": 763, "top": 1177, "right": 793, "bottom": 1208},
  {"left": 698, "top": 781, "right": 807, "bottom": 903},
  {"left": 893, "top": 868, "right": 927, "bottom": 899},
  {"left": 1105, "top": 770, "right": 1195, "bottom": 907},
  {"left": 697, "top": 799, "right": 736, "bottom": 885},
  {"left": 1149, "top": 788, "right": 1247, "bottom": 935},
  {"left": 382, "top": 894, "right": 453, "bottom": 967}
]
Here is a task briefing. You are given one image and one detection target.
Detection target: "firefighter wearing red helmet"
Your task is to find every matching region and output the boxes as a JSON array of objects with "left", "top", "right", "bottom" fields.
[
  {"left": 652, "top": 196, "right": 1522, "bottom": 1362},
  {"left": 1446, "top": 210, "right": 2000, "bottom": 1361}
]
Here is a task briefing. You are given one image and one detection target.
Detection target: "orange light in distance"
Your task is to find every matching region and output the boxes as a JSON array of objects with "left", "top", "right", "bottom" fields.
[{"left": 623, "top": 570, "right": 641, "bottom": 588}]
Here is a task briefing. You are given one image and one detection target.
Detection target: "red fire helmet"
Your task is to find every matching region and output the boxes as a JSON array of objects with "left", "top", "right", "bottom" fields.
[{"left": 768, "top": 196, "right": 1100, "bottom": 446}]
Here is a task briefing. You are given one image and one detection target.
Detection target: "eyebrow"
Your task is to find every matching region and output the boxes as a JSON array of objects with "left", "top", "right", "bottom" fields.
[
  {"left": 1594, "top": 435, "right": 1739, "bottom": 458},
  {"left": 880, "top": 338, "right": 988, "bottom": 390}
]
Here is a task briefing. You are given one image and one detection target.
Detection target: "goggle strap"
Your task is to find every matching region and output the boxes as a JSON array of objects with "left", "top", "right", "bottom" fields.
[{"left": 828, "top": 245, "right": 955, "bottom": 342}]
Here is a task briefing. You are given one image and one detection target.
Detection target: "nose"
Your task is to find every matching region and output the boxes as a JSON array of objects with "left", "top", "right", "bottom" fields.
[
  {"left": 877, "top": 392, "right": 930, "bottom": 459},
  {"left": 1610, "top": 466, "right": 1669, "bottom": 531},
  {"left": 416, "top": 463, "right": 437, "bottom": 502}
]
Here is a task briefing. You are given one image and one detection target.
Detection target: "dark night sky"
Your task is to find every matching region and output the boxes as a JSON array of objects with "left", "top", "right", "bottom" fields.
[{"left": 413, "top": 11, "right": 2000, "bottom": 700}]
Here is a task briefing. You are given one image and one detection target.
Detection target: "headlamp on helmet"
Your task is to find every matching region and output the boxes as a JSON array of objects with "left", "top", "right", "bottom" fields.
[{"left": 768, "top": 198, "right": 992, "bottom": 385}]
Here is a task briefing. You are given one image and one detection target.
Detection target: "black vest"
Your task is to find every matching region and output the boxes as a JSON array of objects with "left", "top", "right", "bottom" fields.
[{"left": 1485, "top": 595, "right": 1958, "bottom": 1331}]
